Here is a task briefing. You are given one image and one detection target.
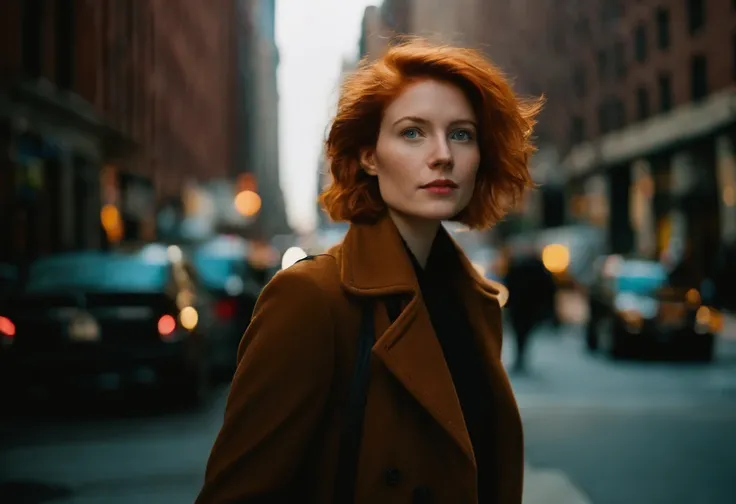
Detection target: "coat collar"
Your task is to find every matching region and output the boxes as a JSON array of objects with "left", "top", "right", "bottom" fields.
[
  {"left": 339, "top": 213, "right": 499, "bottom": 300},
  {"left": 336, "top": 214, "right": 509, "bottom": 467}
]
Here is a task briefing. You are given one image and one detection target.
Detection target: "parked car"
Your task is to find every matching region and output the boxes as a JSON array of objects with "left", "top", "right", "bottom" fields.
[
  {"left": 190, "top": 235, "right": 271, "bottom": 378},
  {"left": 1, "top": 249, "right": 218, "bottom": 405},
  {"left": 0, "top": 263, "right": 18, "bottom": 364},
  {"left": 586, "top": 256, "right": 720, "bottom": 361}
]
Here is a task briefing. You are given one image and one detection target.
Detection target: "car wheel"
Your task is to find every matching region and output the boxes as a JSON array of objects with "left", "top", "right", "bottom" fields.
[
  {"left": 585, "top": 319, "right": 599, "bottom": 352},
  {"left": 598, "top": 316, "right": 624, "bottom": 359},
  {"left": 690, "top": 335, "right": 715, "bottom": 363},
  {"left": 167, "top": 359, "right": 211, "bottom": 410}
]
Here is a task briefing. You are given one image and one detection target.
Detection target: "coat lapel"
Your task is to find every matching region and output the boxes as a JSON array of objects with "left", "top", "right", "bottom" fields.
[{"left": 338, "top": 215, "right": 503, "bottom": 465}]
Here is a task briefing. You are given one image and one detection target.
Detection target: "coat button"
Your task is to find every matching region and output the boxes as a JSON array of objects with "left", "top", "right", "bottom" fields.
[
  {"left": 383, "top": 467, "right": 402, "bottom": 487},
  {"left": 412, "top": 485, "right": 432, "bottom": 504}
]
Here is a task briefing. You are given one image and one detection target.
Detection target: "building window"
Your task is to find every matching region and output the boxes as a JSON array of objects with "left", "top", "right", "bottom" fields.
[
  {"left": 656, "top": 7, "right": 670, "bottom": 50},
  {"left": 613, "top": 99, "right": 626, "bottom": 130},
  {"left": 598, "top": 97, "right": 626, "bottom": 134},
  {"left": 600, "top": 0, "right": 623, "bottom": 27},
  {"left": 614, "top": 41, "right": 626, "bottom": 78},
  {"left": 691, "top": 54, "right": 708, "bottom": 101},
  {"left": 55, "top": 0, "right": 75, "bottom": 90},
  {"left": 573, "top": 65, "right": 587, "bottom": 97},
  {"left": 597, "top": 104, "right": 607, "bottom": 135},
  {"left": 687, "top": 0, "right": 705, "bottom": 35},
  {"left": 636, "top": 86, "right": 650, "bottom": 120},
  {"left": 658, "top": 73, "right": 673, "bottom": 112},
  {"left": 634, "top": 24, "right": 647, "bottom": 63},
  {"left": 21, "top": 0, "right": 44, "bottom": 79},
  {"left": 597, "top": 50, "right": 609, "bottom": 81},
  {"left": 571, "top": 116, "right": 585, "bottom": 144}
]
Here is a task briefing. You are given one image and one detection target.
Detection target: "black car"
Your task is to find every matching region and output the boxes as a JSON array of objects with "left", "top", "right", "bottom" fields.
[
  {"left": 190, "top": 236, "right": 271, "bottom": 377},
  {"left": 0, "top": 263, "right": 18, "bottom": 359},
  {"left": 1, "top": 249, "right": 215, "bottom": 404},
  {"left": 586, "top": 257, "right": 719, "bottom": 361}
]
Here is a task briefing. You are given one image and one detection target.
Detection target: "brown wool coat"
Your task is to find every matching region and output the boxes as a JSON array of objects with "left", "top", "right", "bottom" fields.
[{"left": 196, "top": 215, "right": 524, "bottom": 504}]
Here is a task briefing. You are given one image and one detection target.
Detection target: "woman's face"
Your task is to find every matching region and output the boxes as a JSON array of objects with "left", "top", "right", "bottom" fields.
[{"left": 360, "top": 78, "right": 480, "bottom": 223}]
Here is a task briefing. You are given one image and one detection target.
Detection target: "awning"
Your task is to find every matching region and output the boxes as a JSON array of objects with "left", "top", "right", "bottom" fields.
[{"left": 563, "top": 89, "right": 736, "bottom": 178}]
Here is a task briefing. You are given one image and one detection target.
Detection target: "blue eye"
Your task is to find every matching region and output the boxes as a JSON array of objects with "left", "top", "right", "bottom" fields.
[
  {"left": 450, "top": 130, "right": 474, "bottom": 141},
  {"left": 402, "top": 128, "right": 420, "bottom": 139}
]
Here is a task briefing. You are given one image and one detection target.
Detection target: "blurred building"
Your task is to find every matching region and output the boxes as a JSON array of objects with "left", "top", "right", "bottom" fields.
[
  {"left": 559, "top": 0, "right": 736, "bottom": 284},
  {"left": 360, "top": 1, "right": 736, "bottom": 281},
  {"left": 0, "top": 0, "right": 235, "bottom": 262},
  {"left": 234, "top": 0, "right": 289, "bottom": 237},
  {"left": 0, "top": 0, "right": 288, "bottom": 265},
  {"left": 361, "top": 0, "right": 480, "bottom": 56}
]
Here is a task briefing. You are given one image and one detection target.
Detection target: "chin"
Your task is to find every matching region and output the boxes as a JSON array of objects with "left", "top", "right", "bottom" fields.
[{"left": 410, "top": 203, "right": 465, "bottom": 222}]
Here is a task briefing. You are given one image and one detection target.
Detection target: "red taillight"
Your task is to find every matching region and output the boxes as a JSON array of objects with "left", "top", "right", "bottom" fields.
[
  {"left": 157, "top": 314, "right": 176, "bottom": 338},
  {"left": 215, "top": 298, "right": 237, "bottom": 319},
  {"left": 0, "top": 316, "right": 15, "bottom": 339}
]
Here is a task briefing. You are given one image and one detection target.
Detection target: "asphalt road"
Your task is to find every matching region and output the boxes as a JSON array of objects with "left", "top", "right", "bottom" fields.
[
  {"left": 512, "top": 326, "right": 736, "bottom": 504},
  {"left": 1, "top": 326, "right": 735, "bottom": 504}
]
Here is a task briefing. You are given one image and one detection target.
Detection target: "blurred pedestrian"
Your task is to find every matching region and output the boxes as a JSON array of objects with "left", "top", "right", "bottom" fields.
[
  {"left": 197, "top": 37, "right": 542, "bottom": 504},
  {"left": 504, "top": 244, "right": 557, "bottom": 373}
]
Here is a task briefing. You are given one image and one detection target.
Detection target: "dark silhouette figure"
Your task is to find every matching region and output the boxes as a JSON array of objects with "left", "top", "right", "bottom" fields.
[{"left": 504, "top": 249, "right": 557, "bottom": 373}]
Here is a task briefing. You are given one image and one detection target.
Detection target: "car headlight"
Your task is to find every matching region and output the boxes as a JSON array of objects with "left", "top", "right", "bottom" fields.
[
  {"left": 695, "top": 306, "right": 723, "bottom": 334},
  {"left": 618, "top": 309, "right": 643, "bottom": 331}
]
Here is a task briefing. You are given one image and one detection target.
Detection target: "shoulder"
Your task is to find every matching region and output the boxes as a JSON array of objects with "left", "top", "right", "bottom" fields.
[
  {"left": 241, "top": 254, "right": 343, "bottom": 358},
  {"left": 258, "top": 253, "right": 343, "bottom": 308},
  {"left": 288, "top": 253, "right": 340, "bottom": 280},
  {"left": 278, "top": 253, "right": 340, "bottom": 289}
]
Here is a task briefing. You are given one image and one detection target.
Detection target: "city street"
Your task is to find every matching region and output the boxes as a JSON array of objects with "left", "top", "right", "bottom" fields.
[{"left": 1, "top": 326, "right": 735, "bottom": 504}]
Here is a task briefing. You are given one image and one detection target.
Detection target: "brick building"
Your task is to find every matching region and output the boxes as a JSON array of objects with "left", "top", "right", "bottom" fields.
[
  {"left": 560, "top": 0, "right": 736, "bottom": 295},
  {"left": 0, "top": 0, "right": 272, "bottom": 264}
]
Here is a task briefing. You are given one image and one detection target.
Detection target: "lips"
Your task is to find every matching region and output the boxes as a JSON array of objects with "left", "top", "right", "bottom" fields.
[{"left": 420, "top": 179, "right": 458, "bottom": 189}]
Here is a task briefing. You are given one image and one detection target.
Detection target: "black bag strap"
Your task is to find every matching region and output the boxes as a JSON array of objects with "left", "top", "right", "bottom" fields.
[
  {"left": 333, "top": 300, "right": 375, "bottom": 503},
  {"left": 294, "top": 256, "right": 398, "bottom": 503}
]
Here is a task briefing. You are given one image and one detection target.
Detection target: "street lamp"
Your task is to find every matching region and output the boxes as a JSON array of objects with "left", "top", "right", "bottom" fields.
[{"left": 234, "top": 190, "right": 262, "bottom": 217}]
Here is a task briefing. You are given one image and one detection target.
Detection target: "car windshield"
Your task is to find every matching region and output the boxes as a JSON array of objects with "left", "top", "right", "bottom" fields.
[
  {"left": 615, "top": 260, "right": 668, "bottom": 296},
  {"left": 25, "top": 253, "right": 170, "bottom": 293},
  {"left": 192, "top": 255, "right": 244, "bottom": 290}
]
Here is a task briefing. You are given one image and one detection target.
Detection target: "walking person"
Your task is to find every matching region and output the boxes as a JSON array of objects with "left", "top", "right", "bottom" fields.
[
  {"left": 196, "top": 38, "right": 543, "bottom": 504},
  {"left": 504, "top": 244, "right": 558, "bottom": 373}
]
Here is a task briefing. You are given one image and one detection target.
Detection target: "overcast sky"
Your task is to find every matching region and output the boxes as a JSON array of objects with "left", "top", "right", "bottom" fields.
[{"left": 276, "top": 0, "right": 375, "bottom": 233}]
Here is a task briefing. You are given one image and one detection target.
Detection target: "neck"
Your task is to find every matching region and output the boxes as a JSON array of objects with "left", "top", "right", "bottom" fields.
[{"left": 387, "top": 209, "right": 440, "bottom": 268}]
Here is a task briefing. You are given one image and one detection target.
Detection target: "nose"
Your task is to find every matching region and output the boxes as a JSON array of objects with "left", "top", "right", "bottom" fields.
[{"left": 428, "top": 135, "right": 453, "bottom": 170}]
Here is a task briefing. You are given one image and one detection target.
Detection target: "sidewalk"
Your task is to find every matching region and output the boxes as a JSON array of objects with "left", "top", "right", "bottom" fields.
[{"left": 524, "top": 465, "right": 592, "bottom": 504}]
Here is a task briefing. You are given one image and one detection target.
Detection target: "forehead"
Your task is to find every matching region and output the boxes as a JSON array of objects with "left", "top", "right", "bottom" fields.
[{"left": 383, "top": 79, "right": 475, "bottom": 123}]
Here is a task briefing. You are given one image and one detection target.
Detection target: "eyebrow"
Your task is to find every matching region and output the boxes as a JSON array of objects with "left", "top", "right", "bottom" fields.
[{"left": 392, "top": 116, "right": 477, "bottom": 128}]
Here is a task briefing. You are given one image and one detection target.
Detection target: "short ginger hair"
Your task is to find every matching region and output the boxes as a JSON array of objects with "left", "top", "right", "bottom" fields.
[{"left": 319, "top": 37, "right": 544, "bottom": 230}]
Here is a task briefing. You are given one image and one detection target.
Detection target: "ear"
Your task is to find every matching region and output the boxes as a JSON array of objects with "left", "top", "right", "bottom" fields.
[{"left": 359, "top": 148, "right": 378, "bottom": 176}]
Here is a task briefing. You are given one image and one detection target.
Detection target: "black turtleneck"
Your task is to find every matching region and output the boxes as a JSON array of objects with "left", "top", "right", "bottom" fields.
[{"left": 404, "top": 231, "right": 495, "bottom": 502}]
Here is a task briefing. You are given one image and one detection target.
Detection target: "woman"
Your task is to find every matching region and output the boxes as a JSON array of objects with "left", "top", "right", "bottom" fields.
[{"left": 197, "top": 38, "right": 542, "bottom": 504}]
